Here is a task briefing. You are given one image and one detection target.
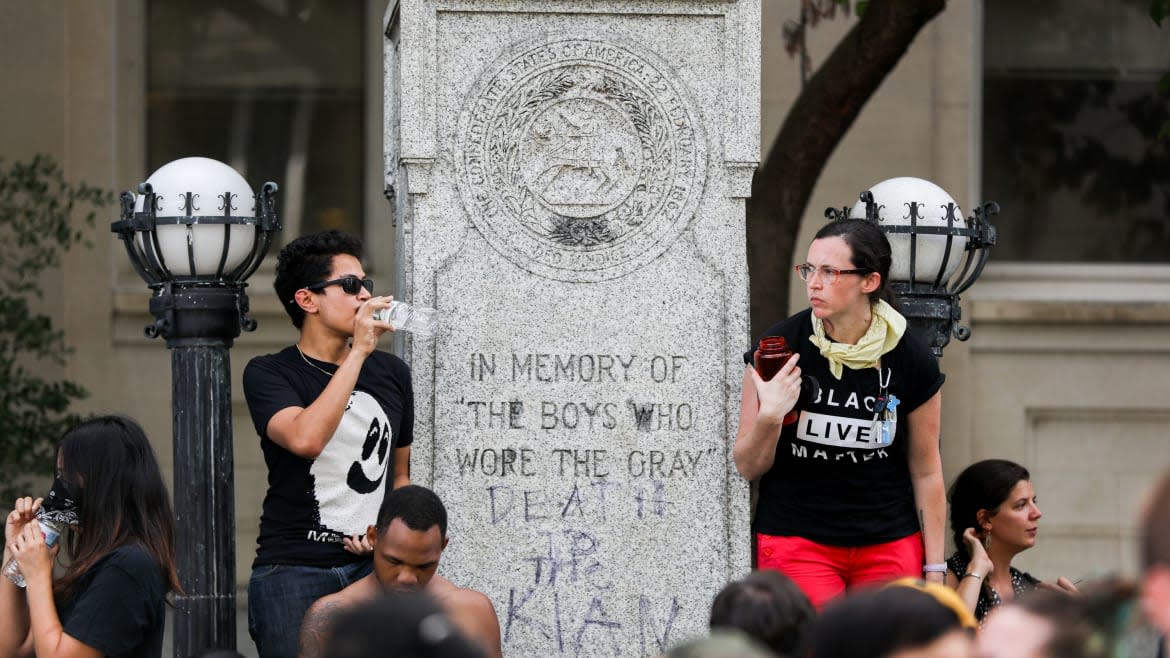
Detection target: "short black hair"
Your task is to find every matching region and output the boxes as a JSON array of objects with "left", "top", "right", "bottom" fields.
[
  {"left": 273, "top": 230, "right": 364, "bottom": 328},
  {"left": 808, "top": 586, "right": 969, "bottom": 657},
  {"left": 710, "top": 570, "right": 813, "bottom": 657},
  {"left": 324, "top": 591, "right": 484, "bottom": 658},
  {"left": 376, "top": 485, "right": 448, "bottom": 538}
]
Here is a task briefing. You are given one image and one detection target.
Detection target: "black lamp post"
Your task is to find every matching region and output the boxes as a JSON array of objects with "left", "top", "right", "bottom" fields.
[
  {"left": 826, "top": 177, "right": 997, "bottom": 356},
  {"left": 111, "top": 157, "right": 280, "bottom": 656}
]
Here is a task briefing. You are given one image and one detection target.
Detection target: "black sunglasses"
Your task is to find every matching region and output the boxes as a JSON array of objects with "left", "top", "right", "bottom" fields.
[{"left": 305, "top": 275, "right": 374, "bottom": 296}]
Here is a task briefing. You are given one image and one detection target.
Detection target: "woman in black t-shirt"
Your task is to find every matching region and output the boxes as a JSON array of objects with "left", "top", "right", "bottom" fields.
[
  {"left": 1, "top": 416, "right": 180, "bottom": 658},
  {"left": 734, "top": 218, "right": 947, "bottom": 608}
]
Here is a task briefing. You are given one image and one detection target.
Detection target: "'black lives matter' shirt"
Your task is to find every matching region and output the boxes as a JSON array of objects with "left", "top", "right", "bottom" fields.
[
  {"left": 745, "top": 309, "right": 944, "bottom": 545},
  {"left": 244, "top": 346, "right": 414, "bottom": 568}
]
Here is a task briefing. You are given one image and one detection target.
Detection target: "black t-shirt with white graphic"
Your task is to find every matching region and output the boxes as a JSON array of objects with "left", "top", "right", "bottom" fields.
[
  {"left": 745, "top": 308, "right": 944, "bottom": 545},
  {"left": 58, "top": 543, "right": 166, "bottom": 658},
  {"left": 244, "top": 346, "right": 414, "bottom": 568}
]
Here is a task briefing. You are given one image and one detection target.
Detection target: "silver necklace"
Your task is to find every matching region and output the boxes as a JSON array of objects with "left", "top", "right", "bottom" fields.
[{"left": 296, "top": 343, "right": 336, "bottom": 378}]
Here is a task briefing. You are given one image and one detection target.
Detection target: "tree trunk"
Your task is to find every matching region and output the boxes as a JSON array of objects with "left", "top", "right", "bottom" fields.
[{"left": 747, "top": 0, "right": 946, "bottom": 338}]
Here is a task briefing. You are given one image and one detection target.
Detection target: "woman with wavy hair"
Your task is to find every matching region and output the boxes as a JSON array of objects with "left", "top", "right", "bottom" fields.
[
  {"left": 945, "top": 458, "right": 1077, "bottom": 622},
  {"left": 1, "top": 415, "right": 180, "bottom": 658}
]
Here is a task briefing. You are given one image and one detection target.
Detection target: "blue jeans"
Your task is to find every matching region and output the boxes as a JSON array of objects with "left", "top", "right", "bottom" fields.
[{"left": 247, "top": 560, "right": 373, "bottom": 658}]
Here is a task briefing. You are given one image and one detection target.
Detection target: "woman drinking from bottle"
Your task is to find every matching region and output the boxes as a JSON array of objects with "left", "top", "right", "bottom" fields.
[
  {"left": 1, "top": 415, "right": 180, "bottom": 658},
  {"left": 734, "top": 218, "right": 947, "bottom": 608}
]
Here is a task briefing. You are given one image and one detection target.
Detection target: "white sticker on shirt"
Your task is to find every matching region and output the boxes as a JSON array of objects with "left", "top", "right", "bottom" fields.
[
  {"left": 795, "top": 411, "right": 885, "bottom": 450},
  {"left": 310, "top": 391, "right": 391, "bottom": 537}
]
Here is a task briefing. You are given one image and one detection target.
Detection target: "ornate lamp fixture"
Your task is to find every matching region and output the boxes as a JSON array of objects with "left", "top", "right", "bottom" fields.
[
  {"left": 110, "top": 157, "right": 280, "bottom": 656},
  {"left": 826, "top": 176, "right": 997, "bottom": 356},
  {"left": 111, "top": 156, "right": 279, "bottom": 342}
]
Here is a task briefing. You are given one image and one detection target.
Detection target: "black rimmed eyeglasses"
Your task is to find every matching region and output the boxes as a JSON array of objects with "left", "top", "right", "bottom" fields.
[
  {"left": 305, "top": 275, "right": 374, "bottom": 296},
  {"left": 794, "top": 263, "right": 872, "bottom": 285}
]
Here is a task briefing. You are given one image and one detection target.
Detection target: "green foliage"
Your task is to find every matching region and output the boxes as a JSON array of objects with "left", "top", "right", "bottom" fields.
[
  {"left": 0, "top": 155, "right": 114, "bottom": 502},
  {"left": 1156, "top": 1, "right": 1170, "bottom": 140},
  {"left": 1152, "top": 0, "right": 1170, "bottom": 26}
]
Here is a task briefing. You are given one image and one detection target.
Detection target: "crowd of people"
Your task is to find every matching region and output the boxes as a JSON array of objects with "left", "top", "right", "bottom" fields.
[{"left": 1, "top": 228, "right": 1168, "bottom": 658}]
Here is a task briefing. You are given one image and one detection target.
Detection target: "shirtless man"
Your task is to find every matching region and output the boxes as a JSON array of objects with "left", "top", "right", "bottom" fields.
[{"left": 298, "top": 485, "right": 502, "bottom": 658}]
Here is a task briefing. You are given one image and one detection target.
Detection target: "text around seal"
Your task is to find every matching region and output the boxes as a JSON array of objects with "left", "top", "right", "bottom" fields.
[{"left": 456, "top": 37, "right": 707, "bottom": 283}]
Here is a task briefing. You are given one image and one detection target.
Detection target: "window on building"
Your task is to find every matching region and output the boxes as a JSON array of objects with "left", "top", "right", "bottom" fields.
[
  {"left": 147, "top": 1, "right": 367, "bottom": 240},
  {"left": 983, "top": 0, "right": 1170, "bottom": 262}
]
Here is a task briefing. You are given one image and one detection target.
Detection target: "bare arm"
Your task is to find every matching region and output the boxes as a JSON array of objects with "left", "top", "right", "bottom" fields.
[
  {"left": 269, "top": 297, "right": 394, "bottom": 459},
  {"left": 732, "top": 357, "right": 801, "bottom": 480},
  {"left": 448, "top": 591, "right": 502, "bottom": 658},
  {"left": 907, "top": 391, "right": 946, "bottom": 582},
  {"left": 1, "top": 498, "right": 39, "bottom": 658},
  {"left": 298, "top": 598, "right": 344, "bottom": 658},
  {"left": 12, "top": 525, "right": 100, "bottom": 658},
  {"left": 392, "top": 446, "right": 411, "bottom": 489},
  {"left": 946, "top": 528, "right": 993, "bottom": 615}
]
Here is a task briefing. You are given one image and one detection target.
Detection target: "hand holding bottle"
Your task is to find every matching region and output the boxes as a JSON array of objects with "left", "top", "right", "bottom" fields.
[
  {"left": 7, "top": 520, "right": 59, "bottom": 588},
  {"left": 749, "top": 353, "right": 802, "bottom": 426},
  {"left": 373, "top": 301, "right": 438, "bottom": 336},
  {"left": 4, "top": 497, "right": 41, "bottom": 558}
]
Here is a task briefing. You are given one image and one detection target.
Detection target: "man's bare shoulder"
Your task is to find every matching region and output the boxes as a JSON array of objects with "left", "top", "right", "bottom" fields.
[
  {"left": 298, "top": 575, "right": 380, "bottom": 658},
  {"left": 311, "top": 574, "right": 380, "bottom": 613},
  {"left": 430, "top": 577, "right": 502, "bottom": 658}
]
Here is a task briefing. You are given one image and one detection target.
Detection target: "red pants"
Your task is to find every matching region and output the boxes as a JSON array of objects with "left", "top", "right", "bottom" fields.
[{"left": 756, "top": 532, "right": 924, "bottom": 608}]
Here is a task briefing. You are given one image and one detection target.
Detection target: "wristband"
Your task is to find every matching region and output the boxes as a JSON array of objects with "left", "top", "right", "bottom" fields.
[
  {"left": 923, "top": 562, "right": 947, "bottom": 575},
  {"left": 962, "top": 572, "right": 983, "bottom": 580}
]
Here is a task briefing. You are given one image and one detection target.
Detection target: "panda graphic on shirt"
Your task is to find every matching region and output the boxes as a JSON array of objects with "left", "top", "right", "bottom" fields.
[{"left": 308, "top": 390, "right": 391, "bottom": 540}]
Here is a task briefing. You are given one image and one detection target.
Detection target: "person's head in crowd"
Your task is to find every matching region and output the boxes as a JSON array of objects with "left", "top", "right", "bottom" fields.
[
  {"left": 886, "top": 579, "right": 979, "bottom": 631},
  {"left": 976, "top": 581, "right": 1139, "bottom": 658},
  {"left": 273, "top": 229, "right": 366, "bottom": 329},
  {"left": 709, "top": 570, "right": 814, "bottom": 657},
  {"left": 811, "top": 217, "right": 898, "bottom": 307},
  {"left": 56, "top": 414, "right": 182, "bottom": 598},
  {"left": 1139, "top": 471, "right": 1170, "bottom": 638},
  {"left": 322, "top": 591, "right": 483, "bottom": 658},
  {"left": 368, "top": 484, "right": 448, "bottom": 592},
  {"left": 807, "top": 583, "right": 974, "bottom": 658},
  {"left": 948, "top": 459, "right": 1038, "bottom": 563},
  {"left": 665, "top": 630, "right": 777, "bottom": 658}
]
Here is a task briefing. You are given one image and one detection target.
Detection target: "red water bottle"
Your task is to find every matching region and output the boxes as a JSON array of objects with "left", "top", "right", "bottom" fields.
[{"left": 754, "top": 336, "right": 799, "bottom": 425}]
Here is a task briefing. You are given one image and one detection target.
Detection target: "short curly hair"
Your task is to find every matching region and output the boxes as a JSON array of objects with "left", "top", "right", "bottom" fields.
[{"left": 273, "top": 230, "right": 364, "bottom": 329}]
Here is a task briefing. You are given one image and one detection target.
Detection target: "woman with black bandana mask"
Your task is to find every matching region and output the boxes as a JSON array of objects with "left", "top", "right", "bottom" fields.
[{"left": 0, "top": 415, "right": 180, "bottom": 658}]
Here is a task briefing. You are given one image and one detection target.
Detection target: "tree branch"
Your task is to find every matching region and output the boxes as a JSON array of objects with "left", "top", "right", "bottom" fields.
[{"left": 747, "top": 0, "right": 946, "bottom": 336}]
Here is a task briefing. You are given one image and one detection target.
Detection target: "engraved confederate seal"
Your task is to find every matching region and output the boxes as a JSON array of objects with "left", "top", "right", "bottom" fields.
[{"left": 456, "top": 37, "right": 707, "bottom": 282}]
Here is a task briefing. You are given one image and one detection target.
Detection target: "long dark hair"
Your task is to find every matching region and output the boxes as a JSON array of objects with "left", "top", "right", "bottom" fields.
[
  {"left": 814, "top": 218, "right": 897, "bottom": 307},
  {"left": 55, "top": 415, "right": 181, "bottom": 599},
  {"left": 948, "top": 459, "right": 1031, "bottom": 562}
]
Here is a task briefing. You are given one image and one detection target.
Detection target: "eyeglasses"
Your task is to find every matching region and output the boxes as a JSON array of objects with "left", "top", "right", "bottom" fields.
[
  {"left": 305, "top": 275, "right": 374, "bottom": 296},
  {"left": 794, "top": 263, "right": 872, "bottom": 285}
]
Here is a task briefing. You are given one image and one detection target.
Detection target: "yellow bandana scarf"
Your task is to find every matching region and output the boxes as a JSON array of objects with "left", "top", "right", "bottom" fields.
[{"left": 809, "top": 299, "right": 907, "bottom": 379}]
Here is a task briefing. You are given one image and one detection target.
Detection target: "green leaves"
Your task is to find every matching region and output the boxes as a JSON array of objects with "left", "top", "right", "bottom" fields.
[{"left": 0, "top": 155, "right": 113, "bottom": 500}]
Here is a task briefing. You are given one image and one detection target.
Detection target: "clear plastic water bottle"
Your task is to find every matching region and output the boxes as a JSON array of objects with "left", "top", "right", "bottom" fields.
[
  {"left": 3, "top": 516, "right": 67, "bottom": 588},
  {"left": 373, "top": 301, "right": 438, "bottom": 336}
]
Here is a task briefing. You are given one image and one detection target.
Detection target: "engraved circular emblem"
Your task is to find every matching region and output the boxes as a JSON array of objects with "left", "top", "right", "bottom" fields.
[{"left": 456, "top": 38, "right": 707, "bottom": 282}]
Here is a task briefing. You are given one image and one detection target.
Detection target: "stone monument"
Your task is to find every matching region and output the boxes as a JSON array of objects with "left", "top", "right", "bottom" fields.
[{"left": 385, "top": 2, "right": 759, "bottom": 654}]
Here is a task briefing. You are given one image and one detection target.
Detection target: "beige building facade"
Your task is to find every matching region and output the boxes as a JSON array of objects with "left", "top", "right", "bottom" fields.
[{"left": 2, "top": 0, "right": 1167, "bottom": 629}]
